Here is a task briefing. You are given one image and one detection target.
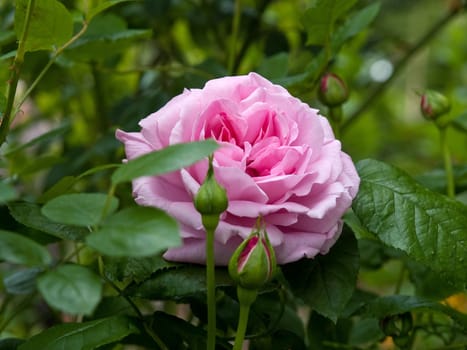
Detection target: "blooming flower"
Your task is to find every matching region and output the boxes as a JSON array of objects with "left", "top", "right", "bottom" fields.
[{"left": 116, "top": 73, "right": 360, "bottom": 265}]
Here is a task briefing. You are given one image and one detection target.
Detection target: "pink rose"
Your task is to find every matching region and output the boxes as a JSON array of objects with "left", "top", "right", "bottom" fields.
[{"left": 116, "top": 73, "right": 359, "bottom": 265}]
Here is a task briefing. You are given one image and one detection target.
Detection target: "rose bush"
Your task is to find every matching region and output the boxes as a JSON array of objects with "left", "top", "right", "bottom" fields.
[{"left": 116, "top": 73, "right": 359, "bottom": 265}]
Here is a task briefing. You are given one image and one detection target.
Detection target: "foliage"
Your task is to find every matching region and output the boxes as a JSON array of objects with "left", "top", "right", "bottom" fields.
[{"left": 1, "top": 0, "right": 467, "bottom": 349}]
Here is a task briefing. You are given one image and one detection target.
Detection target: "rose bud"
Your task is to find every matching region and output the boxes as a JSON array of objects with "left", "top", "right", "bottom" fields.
[
  {"left": 318, "top": 73, "right": 349, "bottom": 107},
  {"left": 420, "top": 90, "right": 451, "bottom": 121},
  {"left": 228, "top": 224, "right": 276, "bottom": 290},
  {"left": 194, "top": 157, "right": 228, "bottom": 231}
]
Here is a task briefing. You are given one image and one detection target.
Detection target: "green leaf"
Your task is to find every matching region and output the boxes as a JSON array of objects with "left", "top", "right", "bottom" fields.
[
  {"left": 86, "top": 0, "right": 136, "bottom": 21},
  {"left": 64, "top": 14, "right": 151, "bottom": 62},
  {"left": 0, "top": 181, "right": 18, "bottom": 204},
  {"left": 353, "top": 159, "right": 467, "bottom": 286},
  {"left": 3, "top": 268, "right": 42, "bottom": 295},
  {"left": 0, "top": 338, "right": 24, "bottom": 350},
  {"left": 302, "top": 0, "right": 357, "bottom": 46},
  {"left": 258, "top": 52, "right": 289, "bottom": 80},
  {"left": 452, "top": 112, "right": 467, "bottom": 133},
  {"left": 37, "top": 264, "right": 102, "bottom": 315},
  {"left": 0, "top": 230, "right": 51, "bottom": 266},
  {"left": 42, "top": 193, "right": 119, "bottom": 227},
  {"left": 104, "top": 254, "right": 178, "bottom": 283},
  {"left": 125, "top": 266, "right": 233, "bottom": 301},
  {"left": 37, "top": 176, "right": 76, "bottom": 203},
  {"left": 86, "top": 206, "right": 180, "bottom": 257},
  {"left": 15, "top": 0, "right": 73, "bottom": 52},
  {"left": 357, "top": 295, "right": 467, "bottom": 331},
  {"left": 282, "top": 231, "right": 359, "bottom": 322},
  {"left": 2, "top": 123, "right": 70, "bottom": 157},
  {"left": 8, "top": 202, "right": 87, "bottom": 241},
  {"left": 111, "top": 139, "right": 219, "bottom": 185},
  {"left": 17, "top": 316, "right": 138, "bottom": 350}
]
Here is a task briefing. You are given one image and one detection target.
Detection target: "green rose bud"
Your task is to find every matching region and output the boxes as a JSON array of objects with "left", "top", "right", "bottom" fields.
[
  {"left": 318, "top": 73, "right": 349, "bottom": 107},
  {"left": 420, "top": 90, "right": 451, "bottom": 121},
  {"left": 228, "top": 220, "right": 276, "bottom": 290}
]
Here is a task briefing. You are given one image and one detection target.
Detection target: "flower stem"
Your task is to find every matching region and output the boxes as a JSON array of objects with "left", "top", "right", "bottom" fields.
[
  {"left": 206, "top": 225, "right": 217, "bottom": 350},
  {"left": 233, "top": 287, "right": 257, "bottom": 350},
  {"left": 439, "top": 126, "right": 455, "bottom": 198},
  {"left": 329, "top": 106, "right": 343, "bottom": 139}
]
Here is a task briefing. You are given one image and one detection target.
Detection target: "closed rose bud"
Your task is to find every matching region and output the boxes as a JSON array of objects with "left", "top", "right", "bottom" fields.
[
  {"left": 420, "top": 90, "right": 451, "bottom": 121},
  {"left": 228, "top": 223, "right": 276, "bottom": 290},
  {"left": 194, "top": 158, "right": 228, "bottom": 230},
  {"left": 318, "top": 73, "right": 349, "bottom": 107}
]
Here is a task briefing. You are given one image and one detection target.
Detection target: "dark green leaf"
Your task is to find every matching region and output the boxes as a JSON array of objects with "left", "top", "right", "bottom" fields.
[
  {"left": 37, "top": 264, "right": 102, "bottom": 315},
  {"left": 86, "top": 206, "right": 180, "bottom": 257},
  {"left": 8, "top": 202, "right": 87, "bottom": 241},
  {"left": 0, "top": 338, "right": 24, "bottom": 350},
  {"left": 302, "top": 0, "right": 357, "bottom": 46},
  {"left": 112, "top": 139, "right": 219, "bottom": 185},
  {"left": 17, "top": 316, "right": 138, "bottom": 350},
  {"left": 353, "top": 159, "right": 467, "bottom": 286},
  {"left": 104, "top": 254, "right": 178, "bottom": 283},
  {"left": 125, "top": 266, "right": 233, "bottom": 300},
  {"left": 42, "top": 193, "right": 119, "bottom": 227},
  {"left": 15, "top": 0, "right": 73, "bottom": 52},
  {"left": 282, "top": 231, "right": 359, "bottom": 322},
  {"left": 0, "top": 230, "right": 51, "bottom": 266},
  {"left": 3, "top": 267, "right": 42, "bottom": 295},
  {"left": 357, "top": 295, "right": 467, "bottom": 331},
  {"left": 258, "top": 52, "right": 289, "bottom": 80},
  {"left": 64, "top": 14, "right": 151, "bottom": 62}
]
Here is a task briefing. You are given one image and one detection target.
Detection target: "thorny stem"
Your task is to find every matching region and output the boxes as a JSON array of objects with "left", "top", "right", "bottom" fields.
[
  {"left": 0, "top": 0, "right": 36, "bottom": 147},
  {"left": 341, "top": 5, "right": 464, "bottom": 132}
]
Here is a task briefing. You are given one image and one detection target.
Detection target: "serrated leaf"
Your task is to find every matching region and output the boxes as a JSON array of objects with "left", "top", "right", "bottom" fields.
[
  {"left": 0, "top": 230, "right": 51, "bottom": 266},
  {"left": 86, "top": 206, "right": 180, "bottom": 257},
  {"left": 282, "top": 231, "right": 359, "bottom": 322},
  {"left": 125, "top": 266, "right": 233, "bottom": 300},
  {"left": 352, "top": 159, "right": 467, "bottom": 287},
  {"left": 42, "top": 193, "right": 119, "bottom": 227},
  {"left": 17, "top": 316, "right": 138, "bottom": 350},
  {"left": 37, "top": 264, "right": 102, "bottom": 315},
  {"left": 86, "top": 0, "right": 136, "bottom": 21},
  {"left": 302, "top": 0, "right": 357, "bottom": 46},
  {"left": 104, "top": 254, "right": 178, "bottom": 283},
  {"left": 15, "top": 0, "right": 73, "bottom": 52},
  {"left": 3, "top": 268, "right": 42, "bottom": 295},
  {"left": 8, "top": 202, "right": 87, "bottom": 241},
  {"left": 112, "top": 139, "right": 219, "bottom": 185}
]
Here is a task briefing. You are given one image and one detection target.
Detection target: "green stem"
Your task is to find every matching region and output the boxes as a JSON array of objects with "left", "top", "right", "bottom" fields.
[
  {"left": 233, "top": 303, "right": 251, "bottom": 350},
  {"left": 205, "top": 225, "right": 217, "bottom": 350},
  {"left": 228, "top": 0, "right": 242, "bottom": 74},
  {"left": 342, "top": 5, "right": 463, "bottom": 132},
  {"left": 329, "top": 106, "right": 343, "bottom": 139},
  {"left": 0, "top": 0, "right": 36, "bottom": 147},
  {"left": 439, "top": 126, "right": 455, "bottom": 198},
  {"left": 233, "top": 287, "right": 257, "bottom": 350}
]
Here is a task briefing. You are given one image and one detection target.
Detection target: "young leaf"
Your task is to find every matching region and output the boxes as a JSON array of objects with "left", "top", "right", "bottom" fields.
[
  {"left": 111, "top": 139, "right": 219, "bottom": 185},
  {"left": 85, "top": 206, "right": 180, "bottom": 257},
  {"left": 17, "top": 316, "right": 138, "bottom": 350},
  {"left": 302, "top": 0, "right": 357, "bottom": 46},
  {"left": 353, "top": 159, "right": 467, "bottom": 286},
  {"left": 281, "top": 231, "right": 359, "bottom": 322},
  {"left": 41, "top": 193, "right": 119, "bottom": 227},
  {"left": 8, "top": 202, "right": 87, "bottom": 241},
  {"left": 0, "top": 230, "right": 51, "bottom": 266},
  {"left": 15, "top": 0, "right": 73, "bottom": 52},
  {"left": 37, "top": 264, "right": 102, "bottom": 315}
]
